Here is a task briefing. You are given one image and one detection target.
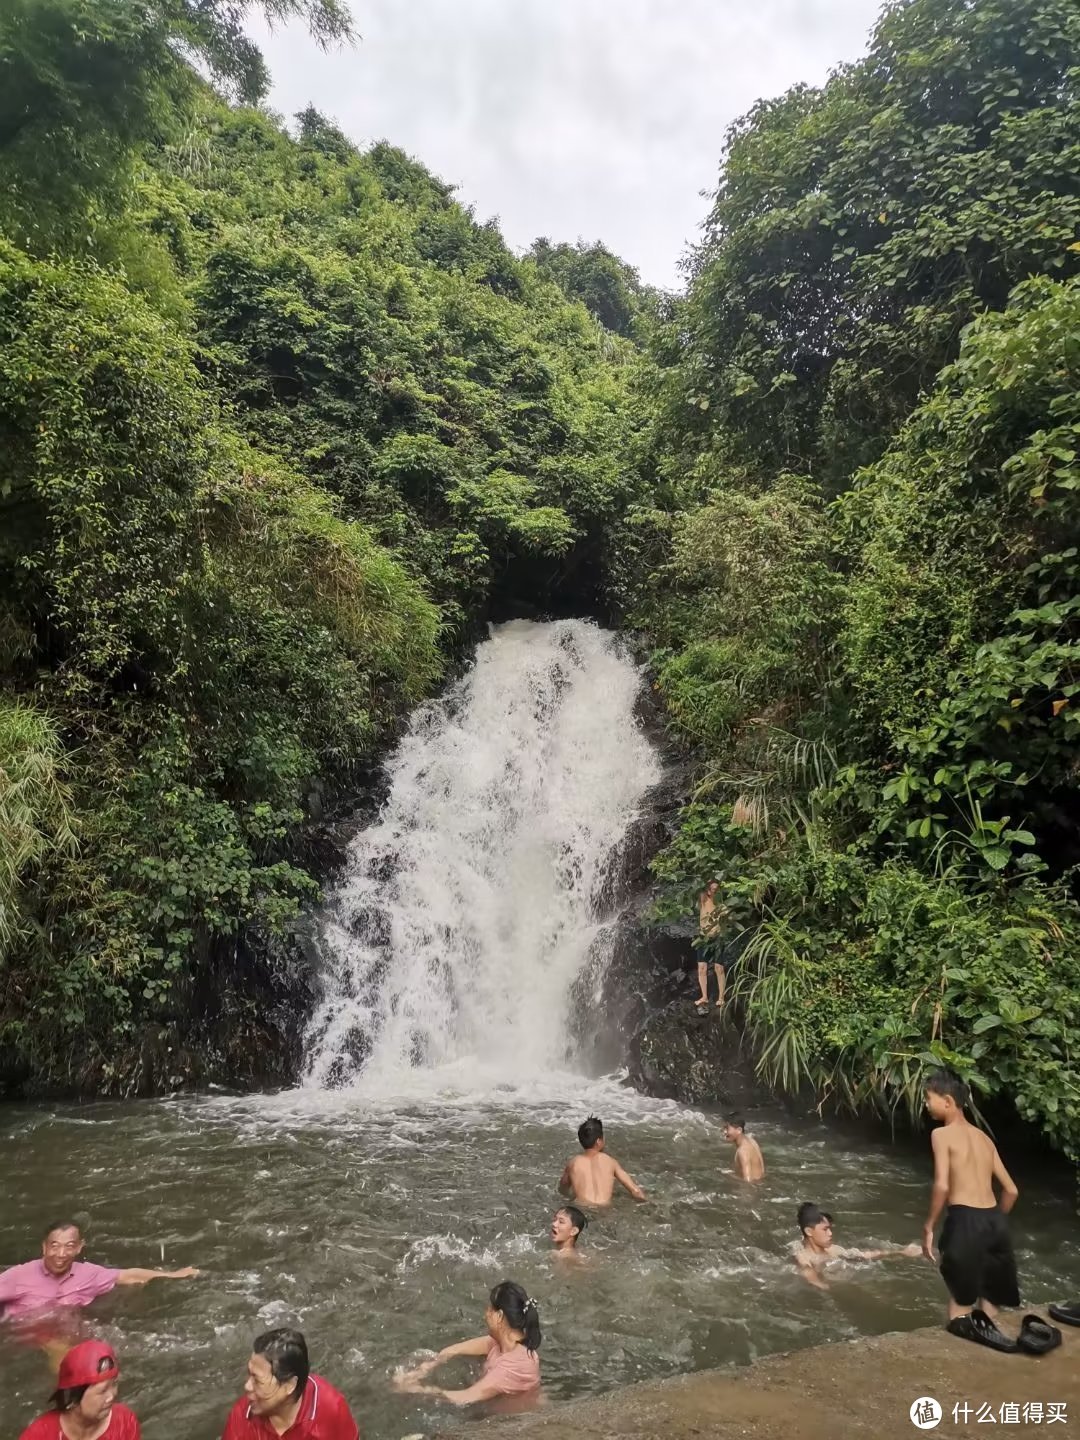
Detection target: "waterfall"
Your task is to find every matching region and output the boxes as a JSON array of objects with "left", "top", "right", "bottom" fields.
[{"left": 302, "top": 619, "right": 662, "bottom": 1093}]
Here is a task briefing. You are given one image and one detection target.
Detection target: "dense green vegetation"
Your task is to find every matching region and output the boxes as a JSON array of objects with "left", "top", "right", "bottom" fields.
[
  {"left": 0, "top": 0, "right": 636, "bottom": 1089},
  {"left": 4, "top": 0, "right": 1080, "bottom": 1156},
  {"left": 637, "top": 0, "right": 1080, "bottom": 1152}
]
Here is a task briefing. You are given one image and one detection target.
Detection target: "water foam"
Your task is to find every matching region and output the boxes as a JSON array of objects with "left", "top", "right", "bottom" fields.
[{"left": 302, "top": 620, "right": 662, "bottom": 1094}]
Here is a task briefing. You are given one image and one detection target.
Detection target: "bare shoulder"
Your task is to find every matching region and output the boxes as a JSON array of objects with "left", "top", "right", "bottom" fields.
[
  {"left": 976, "top": 1128, "right": 1002, "bottom": 1166},
  {"left": 931, "top": 1124, "right": 958, "bottom": 1154}
]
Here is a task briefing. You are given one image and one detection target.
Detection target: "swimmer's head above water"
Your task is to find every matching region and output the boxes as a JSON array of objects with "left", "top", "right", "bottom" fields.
[
  {"left": 245, "top": 1328, "right": 309, "bottom": 1419},
  {"left": 797, "top": 1203, "right": 834, "bottom": 1250},
  {"left": 50, "top": 1341, "right": 121, "bottom": 1423},
  {"left": 551, "top": 1207, "right": 587, "bottom": 1251},
  {"left": 723, "top": 1117, "right": 746, "bottom": 1142},
  {"left": 487, "top": 1280, "right": 543, "bottom": 1354},
  {"left": 577, "top": 1116, "right": 604, "bottom": 1152},
  {"left": 41, "top": 1222, "right": 84, "bottom": 1279}
]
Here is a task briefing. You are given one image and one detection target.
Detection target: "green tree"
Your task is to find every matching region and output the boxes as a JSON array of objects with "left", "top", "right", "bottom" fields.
[
  {"left": 677, "top": 0, "right": 1080, "bottom": 490},
  {"left": 632, "top": 0, "right": 1080, "bottom": 1153},
  {"left": 0, "top": 0, "right": 353, "bottom": 249},
  {"left": 528, "top": 238, "right": 651, "bottom": 338}
]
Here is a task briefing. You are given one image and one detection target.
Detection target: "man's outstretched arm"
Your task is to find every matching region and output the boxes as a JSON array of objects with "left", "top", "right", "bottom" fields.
[{"left": 115, "top": 1265, "right": 200, "bottom": 1286}]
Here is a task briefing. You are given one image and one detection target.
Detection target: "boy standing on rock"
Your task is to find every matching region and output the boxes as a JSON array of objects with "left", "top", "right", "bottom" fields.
[
  {"left": 923, "top": 1069, "right": 1021, "bottom": 1341},
  {"left": 694, "top": 880, "right": 727, "bottom": 1015}
]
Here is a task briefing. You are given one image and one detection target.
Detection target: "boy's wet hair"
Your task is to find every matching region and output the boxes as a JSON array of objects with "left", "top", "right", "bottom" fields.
[
  {"left": 558, "top": 1206, "right": 588, "bottom": 1243},
  {"left": 726, "top": 1116, "right": 746, "bottom": 1132},
  {"left": 797, "top": 1202, "right": 832, "bottom": 1235},
  {"left": 578, "top": 1115, "right": 604, "bottom": 1149},
  {"left": 926, "top": 1069, "right": 969, "bottom": 1108}
]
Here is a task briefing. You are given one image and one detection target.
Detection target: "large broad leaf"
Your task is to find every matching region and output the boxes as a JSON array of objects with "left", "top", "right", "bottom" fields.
[{"left": 971, "top": 1014, "right": 1002, "bottom": 1034}]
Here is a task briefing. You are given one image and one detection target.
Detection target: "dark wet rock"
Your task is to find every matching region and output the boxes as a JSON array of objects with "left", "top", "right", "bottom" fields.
[{"left": 628, "top": 1001, "right": 766, "bottom": 1109}]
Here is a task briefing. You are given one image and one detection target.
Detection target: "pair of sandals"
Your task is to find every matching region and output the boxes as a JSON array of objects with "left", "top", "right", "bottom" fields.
[{"left": 946, "top": 1307, "right": 1063, "bottom": 1354}]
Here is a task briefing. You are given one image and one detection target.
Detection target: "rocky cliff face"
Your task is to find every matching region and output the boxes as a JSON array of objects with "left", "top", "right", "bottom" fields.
[
  {"left": 628, "top": 1003, "right": 763, "bottom": 1108},
  {"left": 571, "top": 719, "right": 772, "bottom": 1112}
]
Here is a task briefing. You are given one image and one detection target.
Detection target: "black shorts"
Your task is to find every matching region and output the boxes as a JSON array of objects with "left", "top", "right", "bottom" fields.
[{"left": 939, "top": 1204, "right": 1020, "bottom": 1308}]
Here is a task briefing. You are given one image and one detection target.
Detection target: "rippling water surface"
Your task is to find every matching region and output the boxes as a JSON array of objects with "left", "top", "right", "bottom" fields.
[{"left": 5, "top": 1081, "right": 1079, "bottom": 1439}]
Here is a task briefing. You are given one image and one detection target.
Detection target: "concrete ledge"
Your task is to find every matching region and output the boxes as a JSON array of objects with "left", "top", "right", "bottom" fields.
[{"left": 466, "top": 1320, "right": 1079, "bottom": 1440}]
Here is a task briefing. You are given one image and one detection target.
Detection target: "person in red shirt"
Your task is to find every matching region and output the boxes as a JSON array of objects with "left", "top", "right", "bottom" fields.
[
  {"left": 221, "top": 1328, "right": 359, "bottom": 1440},
  {"left": 392, "top": 1279, "right": 541, "bottom": 1406},
  {"left": 18, "top": 1339, "right": 140, "bottom": 1440}
]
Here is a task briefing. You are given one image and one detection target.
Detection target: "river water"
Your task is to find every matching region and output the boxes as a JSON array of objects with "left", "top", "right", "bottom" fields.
[{"left": 5, "top": 623, "right": 1080, "bottom": 1440}]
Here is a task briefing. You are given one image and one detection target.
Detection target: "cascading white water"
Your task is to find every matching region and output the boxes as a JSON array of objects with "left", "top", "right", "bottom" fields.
[{"left": 302, "top": 619, "right": 662, "bottom": 1093}]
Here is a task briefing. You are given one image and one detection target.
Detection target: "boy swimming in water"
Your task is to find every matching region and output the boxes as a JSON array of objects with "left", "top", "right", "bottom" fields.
[
  {"left": 794, "top": 1203, "right": 921, "bottom": 1290},
  {"left": 723, "top": 1117, "right": 765, "bottom": 1181},
  {"left": 550, "top": 1207, "right": 587, "bottom": 1260},
  {"left": 558, "top": 1116, "right": 646, "bottom": 1205},
  {"left": 922, "top": 1069, "right": 1020, "bottom": 1335}
]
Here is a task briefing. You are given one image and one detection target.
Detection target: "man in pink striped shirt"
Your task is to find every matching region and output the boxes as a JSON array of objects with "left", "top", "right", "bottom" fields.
[{"left": 0, "top": 1221, "right": 200, "bottom": 1321}]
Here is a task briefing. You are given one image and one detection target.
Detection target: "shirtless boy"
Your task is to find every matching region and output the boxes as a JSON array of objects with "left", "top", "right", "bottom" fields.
[
  {"left": 794, "top": 1203, "right": 921, "bottom": 1290},
  {"left": 923, "top": 1069, "right": 1020, "bottom": 1330},
  {"left": 695, "top": 881, "right": 727, "bottom": 1014},
  {"left": 558, "top": 1117, "right": 646, "bottom": 1205},
  {"left": 723, "top": 1118, "right": 765, "bottom": 1181}
]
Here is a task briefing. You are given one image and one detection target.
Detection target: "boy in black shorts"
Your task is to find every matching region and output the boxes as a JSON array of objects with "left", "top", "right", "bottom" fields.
[{"left": 923, "top": 1071, "right": 1020, "bottom": 1334}]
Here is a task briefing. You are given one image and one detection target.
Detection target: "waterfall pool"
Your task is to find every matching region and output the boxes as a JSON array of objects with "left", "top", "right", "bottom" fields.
[
  {"left": 7, "top": 622, "right": 1078, "bottom": 1437},
  {"left": 5, "top": 1083, "right": 1080, "bottom": 1439}
]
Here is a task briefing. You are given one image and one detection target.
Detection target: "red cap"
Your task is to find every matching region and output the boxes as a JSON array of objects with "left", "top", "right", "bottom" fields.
[{"left": 58, "top": 1341, "right": 120, "bottom": 1390}]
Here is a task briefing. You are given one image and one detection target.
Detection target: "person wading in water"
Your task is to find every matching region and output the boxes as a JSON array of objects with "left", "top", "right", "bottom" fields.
[
  {"left": 558, "top": 1116, "right": 646, "bottom": 1205},
  {"left": 393, "top": 1280, "right": 542, "bottom": 1409},
  {"left": 18, "top": 1340, "right": 140, "bottom": 1440},
  {"left": 0, "top": 1222, "right": 200, "bottom": 1322},
  {"left": 723, "top": 1117, "right": 765, "bottom": 1181},
  {"left": 550, "top": 1206, "right": 587, "bottom": 1260},
  {"left": 794, "top": 1204, "right": 921, "bottom": 1290},
  {"left": 222, "top": 1329, "right": 359, "bottom": 1439}
]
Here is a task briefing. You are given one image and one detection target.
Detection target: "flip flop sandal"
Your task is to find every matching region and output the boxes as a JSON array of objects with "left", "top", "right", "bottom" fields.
[
  {"left": 1017, "top": 1314, "right": 1062, "bottom": 1355},
  {"left": 946, "top": 1308, "right": 1018, "bottom": 1352},
  {"left": 1048, "top": 1301, "right": 1080, "bottom": 1328}
]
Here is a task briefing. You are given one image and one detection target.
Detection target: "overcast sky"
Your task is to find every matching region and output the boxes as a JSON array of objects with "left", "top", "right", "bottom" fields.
[{"left": 250, "top": 0, "right": 884, "bottom": 291}]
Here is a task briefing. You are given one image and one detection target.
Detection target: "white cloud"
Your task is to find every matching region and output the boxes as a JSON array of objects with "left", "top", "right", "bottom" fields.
[{"left": 250, "top": 0, "right": 883, "bottom": 290}]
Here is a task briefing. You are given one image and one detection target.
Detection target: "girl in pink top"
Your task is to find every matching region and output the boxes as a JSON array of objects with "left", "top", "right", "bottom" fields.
[{"left": 392, "top": 1280, "right": 541, "bottom": 1407}]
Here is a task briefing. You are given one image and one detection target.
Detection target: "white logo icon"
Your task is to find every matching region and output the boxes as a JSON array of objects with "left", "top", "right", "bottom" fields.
[{"left": 910, "top": 1398, "right": 943, "bottom": 1430}]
